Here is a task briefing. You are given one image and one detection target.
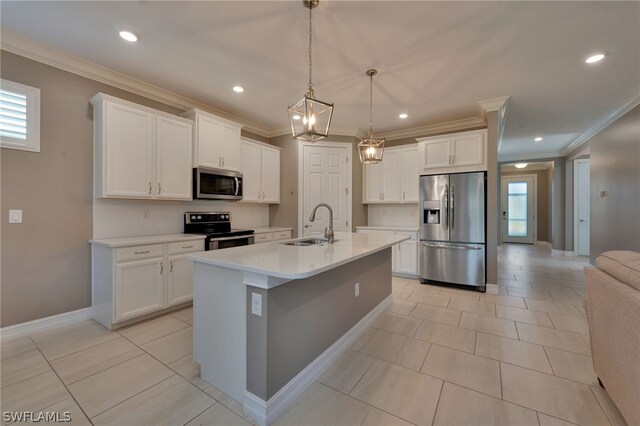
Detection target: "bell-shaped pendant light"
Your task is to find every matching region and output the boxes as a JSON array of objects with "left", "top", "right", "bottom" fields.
[
  {"left": 288, "top": 0, "right": 334, "bottom": 143},
  {"left": 358, "top": 69, "right": 385, "bottom": 163}
]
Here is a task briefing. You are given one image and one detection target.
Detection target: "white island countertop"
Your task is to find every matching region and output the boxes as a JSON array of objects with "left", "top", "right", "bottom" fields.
[
  {"left": 90, "top": 233, "right": 206, "bottom": 248},
  {"left": 187, "top": 232, "right": 408, "bottom": 279}
]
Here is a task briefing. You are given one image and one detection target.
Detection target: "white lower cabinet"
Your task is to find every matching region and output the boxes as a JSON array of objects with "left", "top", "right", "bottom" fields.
[
  {"left": 254, "top": 229, "right": 292, "bottom": 244},
  {"left": 115, "top": 258, "right": 164, "bottom": 321},
  {"left": 356, "top": 228, "right": 419, "bottom": 277},
  {"left": 92, "top": 238, "right": 205, "bottom": 329}
]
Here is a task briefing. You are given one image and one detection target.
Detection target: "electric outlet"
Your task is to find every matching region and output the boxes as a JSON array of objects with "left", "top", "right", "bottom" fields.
[
  {"left": 251, "top": 292, "right": 262, "bottom": 316},
  {"left": 9, "top": 210, "right": 22, "bottom": 224},
  {"left": 355, "top": 282, "right": 360, "bottom": 297}
]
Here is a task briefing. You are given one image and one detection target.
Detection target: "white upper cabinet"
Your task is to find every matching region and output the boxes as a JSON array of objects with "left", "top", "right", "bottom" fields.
[
  {"left": 91, "top": 93, "right": 193, "bottom": 200},
  {"left": 417, "top": 129, "right": 487, "bottom": 174},
  {"left": 156, "top": 116, "right": 193, "bottom": 200},
  {"left": 240, "top": 138, "right": 281, "bottom": 204},
  {"left": 182, "top": 109, "right": 243, "bottom": 171},
  {"left": 401, "top": 146, "right": 419, "bottom": 202},
  {"left": 363, "top": 145, "right": 419, "bottom": 204}
]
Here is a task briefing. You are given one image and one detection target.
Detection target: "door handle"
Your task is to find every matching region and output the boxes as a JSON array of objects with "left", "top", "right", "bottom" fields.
[
  {"left": 579, "top": 219, "right": 586, "bottom": 222},
  {"left": 148, "top": 182, "right": 152, "bottom": 194},
  {"left": 170, "top": 261, "right": 173, "bottom": 273},
  {"left": 422, "top": 243, "right": 483, "bottom": 250},
  {"left": 451, "top": 184, "right": 455, "bottom": 230},
  {"left": 305, "top": 224, "right": 309, "bottom": 228},
  {"left": 160, "top": 262, "right": 163, "bottom": 274},
  {"left": 158, "top": 182, "right": 161, "bottom": 195}
]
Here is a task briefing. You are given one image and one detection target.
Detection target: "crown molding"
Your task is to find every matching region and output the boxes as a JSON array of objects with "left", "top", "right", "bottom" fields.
[
  {"left": 478, "top": 96, "right": 511, "bottom": 113},
  {"left": 561, "top": 84, "right": 640, "bottom": 156},
  {"left": 378, "top": 116, "right": 486, "bottom": 141},
  {"left": 498, "top": 151, "right": 563, "bottom": 163},
  {"left": 0, "top": 31, "right": 271, "bottom": 137}
]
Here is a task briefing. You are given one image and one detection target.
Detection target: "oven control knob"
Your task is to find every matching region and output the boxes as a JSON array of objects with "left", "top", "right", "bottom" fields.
[
  {"left": 191, "top": 215, "right": 196, "bottom": 220},
  {"left": 197, "top": 215, "right": 202, "bottom": 220},
  {"left": 225, "top": 215, "right": 229, "bottom": 219}
]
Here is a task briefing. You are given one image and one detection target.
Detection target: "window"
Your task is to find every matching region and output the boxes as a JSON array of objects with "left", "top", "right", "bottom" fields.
[{"left": 0, "top": 79, "right": 40, "bottom": 152}]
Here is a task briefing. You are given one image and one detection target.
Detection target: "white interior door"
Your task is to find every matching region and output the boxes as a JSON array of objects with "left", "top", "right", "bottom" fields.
[
  {"left": 501, "top": 176, "right": 535, "bottom": 244},
  {"left": 575, "top": 159, "right": 590, "bottom": 256},
  {"left": 302, "top": 145, "right": 349, "bottom": 237}
]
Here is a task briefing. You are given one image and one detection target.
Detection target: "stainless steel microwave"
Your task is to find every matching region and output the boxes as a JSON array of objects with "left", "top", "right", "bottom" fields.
[{"left": 193, "top": 167, "right": 243, "bottom": 201}]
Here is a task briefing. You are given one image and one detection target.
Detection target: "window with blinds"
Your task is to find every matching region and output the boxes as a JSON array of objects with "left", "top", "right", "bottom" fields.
[{"left": 0, "top": 79, "right": 40, "bottom": 152}]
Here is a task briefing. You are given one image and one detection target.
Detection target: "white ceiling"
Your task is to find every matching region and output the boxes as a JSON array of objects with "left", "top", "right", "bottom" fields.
[{"left": 1, "top": 1, "right": 638, "bottom": 160}]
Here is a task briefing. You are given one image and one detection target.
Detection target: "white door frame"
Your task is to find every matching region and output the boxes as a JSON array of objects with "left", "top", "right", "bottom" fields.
[
  {"left": 297, "top": 141, "right": 353, "bottom": 237},
  {"left": 501, "top": 174, "right": 537, "bottom": 244},
  {"left": 573, "top": 158, "right": 590, "bottom": 256}
]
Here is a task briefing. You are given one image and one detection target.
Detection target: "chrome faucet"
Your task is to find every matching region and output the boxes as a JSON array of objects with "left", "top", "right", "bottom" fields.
[{"left": 309, "top": 203, "right": 335, "bottom": 243}]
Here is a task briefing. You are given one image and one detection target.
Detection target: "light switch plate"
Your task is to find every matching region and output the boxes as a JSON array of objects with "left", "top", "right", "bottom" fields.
[
  {"left": 251, "top": 293, "right": 262, "bottom": 316},
  {"left": 9, "top": 210, "right": 22, "bottom": 223}
]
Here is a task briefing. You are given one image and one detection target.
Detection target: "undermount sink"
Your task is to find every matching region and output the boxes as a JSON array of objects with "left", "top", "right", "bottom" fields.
[{"left": 282, "top": 238, "right": 339, "bottom": 246}]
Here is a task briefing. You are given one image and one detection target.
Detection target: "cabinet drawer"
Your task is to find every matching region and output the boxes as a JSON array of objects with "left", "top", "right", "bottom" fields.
[
  {"left": 273, "top": 231, "right": 292, "bottom": 241},
  {"left": 255, "top": 233, "right": 273, "bottom": 243},
  {"left": 116, "top": 244, "right": 164, "bottom": 262},
  {"left": 168, "top": 240, "right": 205, "bottom": 255}
]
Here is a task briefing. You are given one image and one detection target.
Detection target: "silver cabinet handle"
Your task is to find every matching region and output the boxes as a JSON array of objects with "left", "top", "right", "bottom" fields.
[
  {"left": 148, "top": 182, "right": 152, "bottom": 194},
  {"left": 222, "top": 157, "right": 225, "bottom": 167},
  {"left": 181, "top": 245, "right": 194, "bottom": 249},
  {"left": 134, "top": 250, "right": 150, "bottom": 255},
  {"left": 579, "top": 219, "right": 586, "bottom": 222},
  {"left": 158, "top": 182, "right": 161, "bottom": 194},
  {"left": 219, "top": 157, "right": 222, "bottom": 166},
  {"left": 403, "top": 192, "right": 405, "bottom": 201},
  {"left": 422, "top": 243, "right": 483, "bottom": 250},
  {"left": 170, "top": 261, "right": 173, "bottom": 273},
  {"left": 305, "top": 224, "right": 309, "bottom": 228},
  {"left": 160, "top": 262, "right": 163, "bottom": 274}
]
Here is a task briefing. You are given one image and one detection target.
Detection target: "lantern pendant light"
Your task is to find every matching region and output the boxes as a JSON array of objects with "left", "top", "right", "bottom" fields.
[
  {"left": 288, "top": 0, "right": 334, "bottom": 143},
  {"left": 358, "top": 69, "right": 385, "bottom": 163}
]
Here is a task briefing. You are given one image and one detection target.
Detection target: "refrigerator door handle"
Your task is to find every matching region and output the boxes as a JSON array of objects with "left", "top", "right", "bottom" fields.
[
  {"left": 443, "top": 184, "right": 449, "bottom": 230},
  {"left": 451, "top": 184, "right": 455, "bottom": 230},
  {"left": 421, "top": 242, "right": 483, "bottom": 250}
]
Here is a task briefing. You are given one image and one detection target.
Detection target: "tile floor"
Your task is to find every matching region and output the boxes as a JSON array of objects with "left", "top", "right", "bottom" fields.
[{"left": 0, "top": 244, "right": 629, "bottom": 425}]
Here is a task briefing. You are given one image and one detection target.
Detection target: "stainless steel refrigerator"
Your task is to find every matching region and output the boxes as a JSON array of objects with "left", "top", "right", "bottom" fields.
[{"left": 419, "top": 172, "right": 486, "bottom": 291}]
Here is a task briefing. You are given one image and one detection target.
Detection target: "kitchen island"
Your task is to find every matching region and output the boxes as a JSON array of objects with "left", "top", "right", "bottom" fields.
[{"left": 187, "top": 231, "right": 408, "bottom": 425}]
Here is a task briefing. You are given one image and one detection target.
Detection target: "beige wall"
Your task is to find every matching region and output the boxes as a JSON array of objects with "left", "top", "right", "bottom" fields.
[
  {"left": 589, "top": 104, "right": 640, "bottom": 262},
  {"left": 268, "top": 134, "right": 366, "bottom": 237},
  {"left": 0, "top": 51, "right": 274, "bottom": 327},
  {"left": 502, "top": 168, "right": 552, "bottom": 242}
]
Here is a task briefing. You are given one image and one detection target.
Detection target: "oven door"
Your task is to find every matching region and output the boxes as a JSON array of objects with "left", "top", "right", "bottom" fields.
[
  {"left": 195, "top": 167, "right": 243, "bottom": 200},
  {"left": 209, "top": 235, "right": 255, "bottom": 250}
]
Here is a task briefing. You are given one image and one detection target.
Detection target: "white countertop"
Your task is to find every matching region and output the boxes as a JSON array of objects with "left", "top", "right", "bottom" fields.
[
  {"left": 90, "top": 233, "right": 206, "bottom": 248},
  {"left": 356, "top": 226, "right": 420, "bottom": 232},
  {"left": 187, "top": 232, "right": 408, "bottom": 279},
  {"left": 252, "top": 227, "right": 294, "bottom": 234}
]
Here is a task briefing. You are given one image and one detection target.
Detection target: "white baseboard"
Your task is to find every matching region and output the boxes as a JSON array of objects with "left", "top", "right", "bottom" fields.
[
  {"left": 243, "top": 294, "right": 393, "bottom": 426},
  {"left": 0, "top": 307, "right": 92, "bottom": 342},
  {"left": 552, "top": 249, "right": 576, "bottom": 256}
]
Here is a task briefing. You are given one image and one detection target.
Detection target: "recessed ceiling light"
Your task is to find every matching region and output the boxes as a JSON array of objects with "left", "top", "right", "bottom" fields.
[
  {"left": 398, "top": 113, "right": 409, "bottom": 119},
  {"left": 534, "top": 137, "right": 543, "bottom": 142},
  {"left": 119, "top": 30, "right": 139, "bottom": 42},
  {"left": 292, "top": 114, "right": 301, "bottom": 120},
  {"left": 232, "top": 85, "right": 244, "bottom": 93},
  {"left": 514, "top": 163, "right": 528, "bottom": 169},
  {"left": 585, "top": 53, "right": 606, "bottom": 64}
]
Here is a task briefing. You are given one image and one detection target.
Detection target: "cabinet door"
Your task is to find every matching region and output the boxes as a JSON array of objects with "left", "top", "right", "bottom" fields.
[
  {"left": 382, "top": 149, "right": 401, "bottom": 202},
  {"left": 364, "top": 163, "right": 382, "bottom": 203},
  {"left": 167, "top": 255, "right": 193, "bottom": 306},
  {"left": 395, "top": 239, "right": 418, "bottom": 276},
  {"left": 240, "top": 140, "right": 262, "bottom": 203},
  {"left": 104, "top": 102, "right": 154, "bottom": 198},
  {"left": 156, "top": 116, "right": 192, "bottom": 200},
  {"left": 261, "top": 146, "right": 280, "bottom": 203},
  {"left": 420, "top": 137, "right": 451, "bottom": 170},
  {"left": 451, "top": 132, "right": 484, "bottom": 167},
  {"left": 196, "top": 115, "right": 222, "bottom": 168},
  {"left": 221, "top": 124, "right": 241, "bottom": 171},
  {"left": 401, "top": 147, "right": 419, "bottom": 203},
  {"left": 115, "top": 258, "right": 164, "bottom": 321}
]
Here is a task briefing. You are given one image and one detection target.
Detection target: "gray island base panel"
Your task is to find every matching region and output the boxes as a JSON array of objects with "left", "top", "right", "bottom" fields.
[{"left": 190, "top": 233, "right": 404, "bottom": 426}]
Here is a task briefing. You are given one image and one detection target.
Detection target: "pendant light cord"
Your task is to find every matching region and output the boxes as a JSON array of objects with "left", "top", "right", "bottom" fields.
[
  {"left": 308, "top": 5, "right": 313, "bottom": 90},
  {"left": 369, "top": 73, "right": 373, "bottom": 131}
]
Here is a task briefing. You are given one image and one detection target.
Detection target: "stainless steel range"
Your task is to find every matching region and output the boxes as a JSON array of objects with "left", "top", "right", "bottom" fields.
[{"left": 184, "top": 212, "right": 254, "bottom": 251}]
